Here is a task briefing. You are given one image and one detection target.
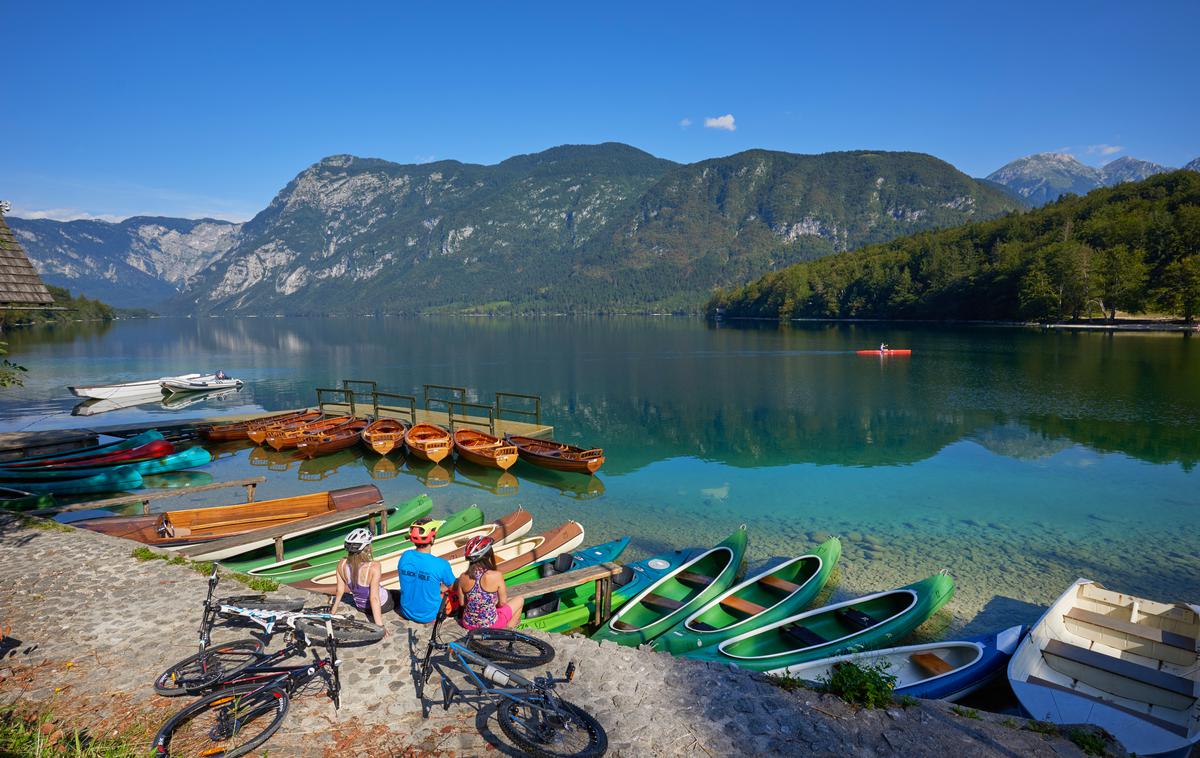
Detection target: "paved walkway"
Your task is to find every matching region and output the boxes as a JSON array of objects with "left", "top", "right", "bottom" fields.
[{"left": 0, "top": 513, "right": 1122, "bottom": 757}]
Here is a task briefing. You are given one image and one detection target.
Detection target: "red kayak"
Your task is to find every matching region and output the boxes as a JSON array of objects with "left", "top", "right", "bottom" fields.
[
  {"left": 0, "top": 439, "right": 175, "bottom": 469},
  {"left": 856, "top": 349, "right": 912, "bottom": 356}
]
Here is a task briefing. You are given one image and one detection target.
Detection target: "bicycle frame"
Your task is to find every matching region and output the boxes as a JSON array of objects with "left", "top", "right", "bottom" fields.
[{"left": 195, "top": 567, "right": 350, "bottom": 645}]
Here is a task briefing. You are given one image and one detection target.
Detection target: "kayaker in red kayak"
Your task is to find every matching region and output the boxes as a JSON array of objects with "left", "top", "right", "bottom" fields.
[{"left": 879, "top": 342, "right": 889, "bottom": 352}]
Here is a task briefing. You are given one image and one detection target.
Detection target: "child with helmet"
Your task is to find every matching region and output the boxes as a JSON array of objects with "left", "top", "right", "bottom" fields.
[
  {"left": 396, "top": 517, "right": 458, "bottom": 624},
  {"left": 330, "top": 527, "right": 393, "bottom": 635},
  {"left": 455, "top": 536, "right": 524, "bottom": 630}
]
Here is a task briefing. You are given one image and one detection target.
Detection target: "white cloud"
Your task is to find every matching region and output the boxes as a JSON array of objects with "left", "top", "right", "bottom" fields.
[
  {"left": 679, "top": 118, "right": 692, "bottom": 128},
  {"left": 414, "top": 154, "right": 438, "bottom": 163},
  {"left": 8, "top": 207, "right": 127, "bottom": 223},
  {"left": 1087, "top": 144, "right": 1124, "bottom": 156},
  {"left": 704, "top": 114, "right": 736, "bottom": 131}
]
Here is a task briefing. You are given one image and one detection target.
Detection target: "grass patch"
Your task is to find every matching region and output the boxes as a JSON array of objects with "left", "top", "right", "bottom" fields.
[
  {"left": 1000, "top": 717, "right": 1020, "bottom": 729},
  {"left": 1024, "top": 719, "right": 1058, "bottom": 735},
  {"left": 950, "top": 705, "right": 980, "bottom": 720},
  {"left": 0, "top": 707, "right": 149, "bottom": 757},
  {"left": 764, "top": 673, "right": 811, "bottom": 692},
  {"left": 820, "top": 660, "right": 896, "bottom": 709},
  {"left": 1068, "top": 728, "right": 1107, "bottom": 756},
  {"left": 17, "top": 514, "right": 74, "bottom": 533},
  {"left": 128, "top": 550, "right": 277, "bottom": 591},
  {"left": 896, "top": 695, "right": 919, "bottom": 708}
]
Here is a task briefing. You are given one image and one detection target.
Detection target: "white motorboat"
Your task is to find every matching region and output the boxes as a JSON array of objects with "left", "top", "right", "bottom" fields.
[
  {"left": 68, "top": 373, "right": 214, "bottom": 401},
  {"left": 1008, "top": 578, "right": 1199, "bottom": 758},
  {"left": 160, "top": 377, "right": 243, "bottom": 394}
]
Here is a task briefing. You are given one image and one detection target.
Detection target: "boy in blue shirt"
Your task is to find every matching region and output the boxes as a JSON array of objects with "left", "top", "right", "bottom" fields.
[{"left": 397, "top": 518, "right": 457, "bottom": 623}]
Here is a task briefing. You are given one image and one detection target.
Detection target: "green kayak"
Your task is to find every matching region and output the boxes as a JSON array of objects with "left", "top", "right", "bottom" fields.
[
  {"left": 246, "top": 504, "right": 484, "bottom": 584},
  {"left": 0, "top": 487, "right": 56, "bottom": 511},
  {"left": 591, "top": 526, "right": 748, "bottom": 647},
  {"left": 505, "top": 537, "right": 631, "bottom": 588},
  {"left": 3, "top": 465, "right": 143, "bottom": 496},
  {"left": 680, "top": 573, "right": 956, "bottom": 671},
  {"left": 216, "top": 494, "right": 433, "bottom": 572},
  {"left": 653, "top": 537, "right": 842, "bottom": 655},
  {"left": 518, "top": 546, "right": 703, "bottom": 635}
]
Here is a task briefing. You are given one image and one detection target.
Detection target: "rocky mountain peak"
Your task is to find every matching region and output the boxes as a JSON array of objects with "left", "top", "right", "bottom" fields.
[{"left": 1099, "top": 156, "right": 1171, "bottom": 185}]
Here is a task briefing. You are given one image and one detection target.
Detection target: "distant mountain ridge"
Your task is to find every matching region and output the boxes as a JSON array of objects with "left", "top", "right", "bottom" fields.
[
  {"left": 9, "top": 216, "right": 240, "bottom": 307},
  {"left": 985, "top": 152, "right": 1187, "bottom": 206},
  {"left": 6, "top": 143, "right": 1090, "bottom": 313}
]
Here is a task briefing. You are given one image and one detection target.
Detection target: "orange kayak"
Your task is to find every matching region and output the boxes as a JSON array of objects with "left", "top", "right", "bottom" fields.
[{"left": 857, "top": 349, "right": 912, "bottom": 356}]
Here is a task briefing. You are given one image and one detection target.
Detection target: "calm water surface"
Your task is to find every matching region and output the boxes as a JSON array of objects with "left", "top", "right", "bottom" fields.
[{"left": 3, "top": 317, "right": 1198, "bottom": 633}]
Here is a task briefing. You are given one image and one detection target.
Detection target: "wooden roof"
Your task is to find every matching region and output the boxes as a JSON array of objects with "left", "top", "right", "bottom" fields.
[{"left": 0, "top": 214, "right": 54, "bottom": 305}]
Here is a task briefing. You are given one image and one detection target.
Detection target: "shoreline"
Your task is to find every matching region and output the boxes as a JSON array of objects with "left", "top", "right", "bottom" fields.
[
  {"left": 0, "top": 513, "right": 1122, "bottom": 757},
  {"left": 719, "top": 315, "right": 1200, "bottom": 333}
]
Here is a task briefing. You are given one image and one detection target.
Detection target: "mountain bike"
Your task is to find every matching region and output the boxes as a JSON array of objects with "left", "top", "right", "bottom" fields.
[
  {"left": 153, "top": 567, "right": 382, "bottom": 696},
  {"left": 151, "top": 621, "right": 342, "bottom": 757},
  {"left": 417, "top": 599, "right": 606, "bottom": 758}
]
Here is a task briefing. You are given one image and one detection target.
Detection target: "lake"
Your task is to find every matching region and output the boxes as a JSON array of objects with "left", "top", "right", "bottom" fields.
[{"left": 3, "top": 317, "right": 1198, "bottom": 634}]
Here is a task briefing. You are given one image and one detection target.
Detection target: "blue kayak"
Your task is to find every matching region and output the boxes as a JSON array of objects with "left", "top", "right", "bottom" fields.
[
  {"left": 507, "top": 536, "right": 632, "bottom": 587},
  {"left": 768, "top": 624, "right": 1026, "bottom": 702}
]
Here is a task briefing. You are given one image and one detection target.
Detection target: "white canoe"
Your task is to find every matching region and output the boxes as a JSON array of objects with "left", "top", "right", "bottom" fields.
[
  {"left": 1008, "top": 578, "right": 1200, "bottom": 758},
  {"left": 69, "top": 373, "right": 214, "bottom": 400},
  {"left": 161, "top": 377, "right": 243, "bottom": 394}
]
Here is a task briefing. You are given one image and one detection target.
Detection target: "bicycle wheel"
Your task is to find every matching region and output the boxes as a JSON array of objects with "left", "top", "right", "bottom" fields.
[
  {"left": 293, "top": 615, "right": 385, "bottom": 644},
  {"left": 497, "top": 696, "right": 607, "bottom": 758},
  {"left": 466, "top": 628, "right": 555, "bottom": 669},
  {"left": 152, "top": 682, "right": 289, "bottom": 757},
  {"left": 217, "top": 594, "right": 305, "bottom": 613},
  {"left": 154, "top": 639, "right": 264, "bottom": 696}
]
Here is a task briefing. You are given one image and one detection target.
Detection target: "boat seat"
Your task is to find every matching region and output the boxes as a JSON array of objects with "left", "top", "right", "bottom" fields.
[
  {"left": 642, "top": 593, "right": 686, "bottom": 612},
  {"left": 329, "top": 484, "right": 383, "bottom": 510},
  {"left": 612, "top": 567, "right": 636, "bottom": 588},
  {"left": 835, "top": 607, "right": 876, "bottom": 632},
  {"left": 193, "top": 512, "right": 311, "bottom": 531},
  {"left": 758, "top": 575, "right": 802, "bottom": 594},
  {"left": 910, "top": 652, "right": 955, "bottom": 676},
  {"left": 1027, "top": 675, "right": 1190, "bottom": 737},
  {"left": 1043, "top": 639, "right": 1196, "bottom": 708},
  {"left": 1064, "top": 607, "right": 1199, "bottom": 652},
  {"left": 719, "top": 595, "right": 766, "bottom": 617},
  {"left": 782, "top": 624, "right": 827, "bottom": 648},
  {"left": 676, "top": 571, "right": 711, "bottom": 588},
  {"left": 612, "top": 619, "right": 638, "bottom": 631}
]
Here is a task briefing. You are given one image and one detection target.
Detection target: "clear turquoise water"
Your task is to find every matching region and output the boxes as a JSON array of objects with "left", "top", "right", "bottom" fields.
[{"left": 3, "top": 317, "right": 1198, "bottom": 634}]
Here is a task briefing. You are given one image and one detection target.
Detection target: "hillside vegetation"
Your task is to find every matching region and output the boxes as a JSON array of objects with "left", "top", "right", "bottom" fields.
[{"left": 709, "top": 171, "right": 1200, "bottom": 322}]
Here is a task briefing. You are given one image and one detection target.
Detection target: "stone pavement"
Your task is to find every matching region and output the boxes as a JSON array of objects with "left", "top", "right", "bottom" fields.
[{"left": 0, "top": 513, "right": 1123, "bottom": 757}]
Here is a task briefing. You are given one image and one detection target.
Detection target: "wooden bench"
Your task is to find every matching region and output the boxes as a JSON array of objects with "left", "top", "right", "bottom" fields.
[
  {"left": 1064, "top": 607, "right": 1198, "bottom": 651},
  {"left": 720, "top": 595, "right": 766, "bottom": 617},
  {"left": 758, "top": 575, "right": 802, "bottom": 594},
  {"left": 676, "top": 571, "right": 711, "bottom": 588},
  {"left": 642, "top": 593, "right": 685, "bottom": 613},
  {"left": 911, "top": 652, "right": 955, "bottom": 676},
  {"left": 1043, "top": 639, "right": 1195, "bottom": 710},
  {"left": 836, "top": 607, "right": 876, "bottom": 631}
]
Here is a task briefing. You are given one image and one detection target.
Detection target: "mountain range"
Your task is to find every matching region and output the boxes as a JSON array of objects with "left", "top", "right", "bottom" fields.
[
  {"left": 10, "top": 145, "right": 1198, "bottom": 313},
  {"left": 984, "top": 152, "right": 1192, "bottom": 206}
]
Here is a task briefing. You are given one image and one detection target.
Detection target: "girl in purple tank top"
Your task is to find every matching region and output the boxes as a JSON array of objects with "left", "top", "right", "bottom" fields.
[{"left": 331, "top": 528, "right": 393, "bottom": 635}]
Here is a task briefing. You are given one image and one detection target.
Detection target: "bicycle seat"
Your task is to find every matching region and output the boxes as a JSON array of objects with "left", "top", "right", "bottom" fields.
[{"left": 156, "top": 513, "right": 175, "bottom": 539}]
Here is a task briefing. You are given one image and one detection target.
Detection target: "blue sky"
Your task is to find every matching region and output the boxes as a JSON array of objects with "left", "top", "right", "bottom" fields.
[{"left": 3, "top": 0, "right": 1197, "bottom": 222}]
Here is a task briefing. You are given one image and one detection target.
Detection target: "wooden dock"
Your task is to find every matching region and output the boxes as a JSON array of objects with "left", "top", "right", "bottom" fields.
[{"left": 0, "top": 429, "right": 99, "bottom": 462}]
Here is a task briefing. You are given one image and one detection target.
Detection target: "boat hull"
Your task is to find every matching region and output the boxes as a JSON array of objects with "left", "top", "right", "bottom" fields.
[
  {"left": 856, "top": 349, "right": 912, "bottom": 356},
  {"left": 506, "top": 434, "right": 605, "bottom": 474},
  {"left": 360, "top": 419, "right": 409, "bottom": 456},
  {"left": 504, "top": 537, "right": 631, "bottom": 588},
  {"left": 9, "top": 466, "right": 143, "bottom": 496},
  {"left": 161, "top": 378, "right": 243, "bottom": 394},
  {"left": 405, "top": 423, "right": 452, "bottom": 463},
  {"left": 296, "top": 420, "right": 370, "bottom": 459},
  {"left": 653, "top": 537, "right": 842, "bottom": 654},
  {"left": 69, "top": 373, "right": 210, "bottom": 400},
  {"left": 591, "top": 526, "right": 749, "bottom": 647},
  {"left": 201, "top": 411, "right": 312, "bottom": 442},
  {"left": 453, "top": 429, "right": 518, "bottom": 470}
]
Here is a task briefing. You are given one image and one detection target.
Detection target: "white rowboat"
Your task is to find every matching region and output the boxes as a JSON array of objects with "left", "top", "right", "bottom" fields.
[
  {"left": 68, "top": 373, "right": 214, "bottom": 400},
  {"left": 1008, "top": 579, "right": 1200, "bottom": 758},
  {"left": 161, "top": 377, "right": 243, "bottom": 394}
]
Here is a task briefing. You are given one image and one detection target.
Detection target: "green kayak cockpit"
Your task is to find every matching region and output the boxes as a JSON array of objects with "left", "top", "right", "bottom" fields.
[
  {"left": 719, "top": 589, "right": 919, "bottom": 659},
  {"left": 685, "top": 554, "right": 823, "bottom": 633},
  {"left": 610, "top": 546, "right": 735, "bottom": 632}
]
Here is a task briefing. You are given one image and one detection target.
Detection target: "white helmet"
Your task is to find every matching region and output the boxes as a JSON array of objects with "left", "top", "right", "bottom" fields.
[{"left": 344, "top": 528, "right": 373, "bottom": 553}]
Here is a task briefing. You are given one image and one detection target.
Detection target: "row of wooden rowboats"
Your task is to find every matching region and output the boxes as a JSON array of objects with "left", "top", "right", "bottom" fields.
[{"left": 201, "top": 409, "right": 605, "bottom": 474}]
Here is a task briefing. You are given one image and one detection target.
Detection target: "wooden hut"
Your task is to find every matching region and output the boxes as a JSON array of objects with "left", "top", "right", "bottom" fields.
[{"left": 0, "top": 204, "right": 55, "bottom": 308}]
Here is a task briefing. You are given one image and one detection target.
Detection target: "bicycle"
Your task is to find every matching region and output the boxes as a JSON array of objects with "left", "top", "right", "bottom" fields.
[
  {"left": 416, "top": 599, "right": 607, "bottom": 758},
  {"left": 151, "top": 620, "right": 342, "bottom": 757},
  {"left": 153, "top": 567, "right": 383, "bottom": 697}
]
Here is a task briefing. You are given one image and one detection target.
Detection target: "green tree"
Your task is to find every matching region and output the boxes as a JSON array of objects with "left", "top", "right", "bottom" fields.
[
  {"left": 0, "top": 342, "right": 25, "bottom": 388},
  {"left": 1048, "top": 241, "right": 1093, "bottom": 319},
  {"left": 1093, "top": 245, "right": 1148, "bottom": 321},
  {"left": 1018, "top": 259, "right": 1058, "bottom": 321},
  {"left": 1162, "top": 255, "right": 1200, "bottom": 321}
]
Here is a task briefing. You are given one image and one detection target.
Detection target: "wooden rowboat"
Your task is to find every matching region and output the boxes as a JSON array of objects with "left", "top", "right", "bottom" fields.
[
  {"left": 291, "top": 507, "right": 533, "bottom": 595},
  {"left": 296, "top": 419, "right": 370, "bottom": 459},
  {"left": 360, "top": 418, "right": 410, "bottom": 456},
  {"left": 453, "top": 428, "right": 518, "bottom": 470},
  {"left": 265, "top": 416, "right": 356, "bottom": 451},
  {"left": 505, "top": 434, "right": 605, "bottom": 474},
  {"left": 1008, "top": 579, "right": 1200, "bottom": 758},
  {"left": 201, "top": 411, "right": 314, "bottom": 442},
  {"left": 247, "top": 411, "right": 324, "bottom": 444},
  {"left": 404, "top": 423, "right": 452, "bottom": 463},
  {"left": 71, "top": 484, "right": 383, "bottom": 548}
]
